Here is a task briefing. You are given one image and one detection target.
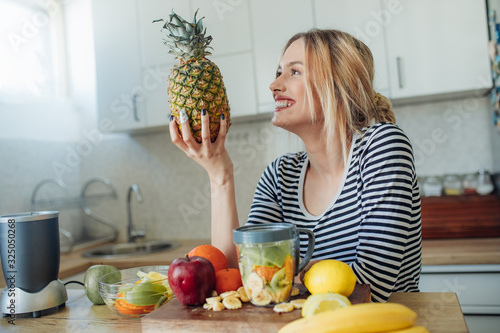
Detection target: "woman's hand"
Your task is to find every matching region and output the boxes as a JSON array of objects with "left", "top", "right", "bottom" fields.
[{"left": 169, "top": 109, "right": 233, "bottom": 183}]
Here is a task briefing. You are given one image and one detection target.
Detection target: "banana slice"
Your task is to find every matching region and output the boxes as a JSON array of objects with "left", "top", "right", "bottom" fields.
[
  {"left": 222, "top": 296, "right": 242, "bottom": 310},
  {"left": 290, "top": 299, "right": 306, "bottom": 309},
  {"left": 205, "top": 296, "right": 222, "bottom": 305},
  {"left": 245, "top": 272, "right": 264, "bottom": 295},
  {"left": 251, "top": 289, "right": 273, "bottom": 306},
  {"left": 290, "top": 286, "right": 300, "bottom": 297},
  {"left": 273, "top": 302, "right": 294, "bottom": 313},
  {"left": 220, "top": 291, "right": 240, "bottom": 299},
  {"left": 212, "top": 301, "right": 225, "bottom": 311},
  {"left": 203, "top": 302, "right": 213, "bottom": 310},
  {"left": 237, "top": 286, "right": 250, "bottom": 302}
]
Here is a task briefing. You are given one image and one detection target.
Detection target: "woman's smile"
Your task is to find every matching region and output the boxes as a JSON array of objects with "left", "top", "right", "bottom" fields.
[{"left": 274, "top": 96, "right": 296, "bottom": 111}]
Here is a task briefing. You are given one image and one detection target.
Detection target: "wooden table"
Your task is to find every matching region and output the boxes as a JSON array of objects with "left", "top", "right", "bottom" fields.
[{"left": 0, "top": 289, "right": 468, "bottom": 333}]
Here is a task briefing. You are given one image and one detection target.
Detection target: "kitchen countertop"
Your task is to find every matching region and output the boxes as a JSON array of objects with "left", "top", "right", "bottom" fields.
[
  {"left": 0, "top": 289, "right": 469, "bottom": 333},
  {"left": 1, "top": 237, "right": 500, "bottom": 289},
  {"left": 0, "top": 238, "right": 488, "bottom": 332}
]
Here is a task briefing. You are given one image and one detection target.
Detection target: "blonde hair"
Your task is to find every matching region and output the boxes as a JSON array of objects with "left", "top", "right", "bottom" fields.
[{"left": 283, "top": 29, "right": 395, "bottom": 163}]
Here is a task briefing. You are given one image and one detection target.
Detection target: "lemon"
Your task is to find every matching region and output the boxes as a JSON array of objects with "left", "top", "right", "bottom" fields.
[
  {"left": 303, "top": 260, "right": 357, "bottom": 296},
  {"left": 301, "top": 292, "right": 351, "bottom": 318}
]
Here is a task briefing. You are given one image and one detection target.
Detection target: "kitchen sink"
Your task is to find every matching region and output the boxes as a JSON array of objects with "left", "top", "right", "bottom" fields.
[{"left": 81, "top": 240, "right": 180, "bottom": 259}]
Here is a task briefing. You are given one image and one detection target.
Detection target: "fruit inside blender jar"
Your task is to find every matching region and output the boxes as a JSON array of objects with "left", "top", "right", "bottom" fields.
[{"left": 238, "top": 242, "right": 294, "bottom": 305}]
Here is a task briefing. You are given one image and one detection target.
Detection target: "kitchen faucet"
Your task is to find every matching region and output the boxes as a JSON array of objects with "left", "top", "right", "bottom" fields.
[{"left": 127, "top": 184, "right": 146, "bottom": 243}]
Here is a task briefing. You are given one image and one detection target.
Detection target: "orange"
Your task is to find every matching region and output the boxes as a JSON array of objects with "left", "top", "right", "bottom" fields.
[
  {"left": 187, "top": 244, "right": 229, "bottom": 272},
  {"left": 215, "top": 268, "right": 243, "bottom": 294}
]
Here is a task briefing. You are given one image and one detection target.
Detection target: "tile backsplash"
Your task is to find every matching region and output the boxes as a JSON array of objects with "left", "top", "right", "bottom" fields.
[{"left": 1, "top": 95, "right": 499, "bottom": 241}]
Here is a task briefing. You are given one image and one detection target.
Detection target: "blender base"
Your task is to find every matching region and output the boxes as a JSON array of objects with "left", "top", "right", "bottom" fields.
[{"left": 1, "top": 280, "right": 68, "bottom": 318}]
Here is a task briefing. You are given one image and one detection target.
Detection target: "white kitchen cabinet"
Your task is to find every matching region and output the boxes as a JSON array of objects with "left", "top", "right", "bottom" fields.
[
  {"left": 383, "top": 0, "right": 492, "bottom": 100},
  {"left": 138, "top": 0, "right": 191, "bottom": 68},
  {"left": 314, "top": 0, "right": 390, "bottom": 98},
  {"left": 192, "top": 0, "right": 252, "bottom": 57},
  {"left": 420, "top": 264, "right": 500, "bottom": 333},
  {"left": 136, "top": 0, "right": 191, "bottom": 129},
  {"left": 93, "top": 0, "right": 258, "bottom": 133},
  {"left": 249, "top": 0, "right": 315, "bottom": 113},
  {"left": 92, "top": 0, "right": 146, "bottom": 132},
  {"left": 213, "top": 53, "right": 258, "bottom": 118}
]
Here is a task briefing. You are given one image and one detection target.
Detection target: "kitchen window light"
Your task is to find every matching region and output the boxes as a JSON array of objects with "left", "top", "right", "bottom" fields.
[{"left": 0, "top": 0, "right": 67, "bottom": 104}]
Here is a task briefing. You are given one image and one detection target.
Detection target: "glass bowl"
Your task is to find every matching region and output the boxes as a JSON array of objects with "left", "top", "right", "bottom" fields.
[{"left": 98, "top": 265, "right": 173, "bottom": 318}]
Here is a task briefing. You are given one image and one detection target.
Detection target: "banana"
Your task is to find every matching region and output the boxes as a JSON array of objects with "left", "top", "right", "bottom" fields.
[
  {"left": 278, "top": 303, "right": 417, "bottom": 333},
  {"left": 385, "top": 326, "right": 429, "bottom": 333},
  {"left": 273, "top": 302, "right": 295, "bottom": 313},
  {"left": 220, "top": 291, "right": 240, "bottom": 299},
  {"left": 212, "top": 300, "right": 225, "bottom": 311},
  {"left": 205, "top": 296, "right": 221, "bottom": 305},
  {"left": 223, "top": 296, "right": 242, "bottom": 310},
  {"left": 290, "top": 299, "right": 305, "bottom": 309},
  {"left": 237, "top": 286, "right": 250, "bottom": 302},
  {"left": 251, "top": 289, "right": 273, "bottom": 306},
  {"left": 203, "top": 302, "right": 213, "bottom": 310},
  {"left": 246, "top": 272, "right": 264, "bottom": 295},
  {"left": 290, "top": 286, "right": 300, "bottom": 297}
]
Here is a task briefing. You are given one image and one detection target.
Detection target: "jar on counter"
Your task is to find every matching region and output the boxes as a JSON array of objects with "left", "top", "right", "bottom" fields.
[
  {"left": 443, "top": 175, "right": 462, "bottom": 196},
  {"left": 477, "top": 168, "right": 494, "bottom": 195},
  {"left": 422, "top": 176, "right": 443, "bottom": 197},
  {"left": 462, "top": 173, "right": 478, "bottom": 195}
]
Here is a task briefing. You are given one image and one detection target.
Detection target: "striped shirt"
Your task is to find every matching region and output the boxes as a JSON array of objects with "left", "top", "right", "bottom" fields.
[{"left": 246, "top": 122, "right": 422, "bottom": 302}]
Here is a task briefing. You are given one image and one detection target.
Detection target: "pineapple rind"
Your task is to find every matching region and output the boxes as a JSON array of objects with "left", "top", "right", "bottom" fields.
[{"left": 168, "top": 59, "right": 230, "bottom": 143}]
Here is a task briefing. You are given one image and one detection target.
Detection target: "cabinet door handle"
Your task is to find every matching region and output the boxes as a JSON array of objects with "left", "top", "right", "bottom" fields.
[
  {"left": 396, "top": 57, "right": 404, "bottom": 89},
  {"left": 132, "top": 94, "right": 140, "bottom": 122}
]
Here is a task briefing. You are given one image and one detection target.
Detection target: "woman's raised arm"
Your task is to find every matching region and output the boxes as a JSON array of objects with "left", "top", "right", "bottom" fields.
[{"left": 169, "top": 110, "right": 240, "bottom": 267}]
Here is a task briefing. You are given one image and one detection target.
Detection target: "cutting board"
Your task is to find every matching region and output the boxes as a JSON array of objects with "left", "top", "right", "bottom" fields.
[{"left": 141, "top": 284, "right": 371, "bottom": 333}]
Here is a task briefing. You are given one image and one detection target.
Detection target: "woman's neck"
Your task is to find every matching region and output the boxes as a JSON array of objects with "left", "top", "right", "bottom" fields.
[{"left": 299, "top": 127, "right": 346, "bottom": 178}]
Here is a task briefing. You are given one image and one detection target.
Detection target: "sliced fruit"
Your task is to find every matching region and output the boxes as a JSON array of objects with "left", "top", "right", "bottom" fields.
[
  {"left": 222, "top": 296, "right": 242, "bottom": 310},
  {"left": 290, "top": 299, "right": 306, "bottom": 309},
  {"left": 251, "top": 289, "right": 273, "bottom": 306},
  {"left": 273, "top": 302, "right": 294, "bottom": 313},
  {"left": 301, "top": 292, "right": 351, "bottom": 318},
  {"left": 245, "top": 272, "right": 264, "bottom": 295},
  {"left": 254, "top": 265, "right": 281, "bottom": 283},
  {"left": 124, "top": 283, "right": 167, "bottom": 306},
  {"left": 237, "top": 286, "right": 250, "bottom": 302}
]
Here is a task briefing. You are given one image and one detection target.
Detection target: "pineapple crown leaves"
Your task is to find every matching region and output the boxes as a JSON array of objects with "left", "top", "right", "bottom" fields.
[{"left": 153, "top": 9, "right": 213, "bottom": 62}]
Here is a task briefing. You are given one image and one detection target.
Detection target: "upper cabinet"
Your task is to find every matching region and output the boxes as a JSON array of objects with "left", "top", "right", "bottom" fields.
[
  {"left": 314, "top": 0, "right": 390, "bottom": 98},
  {"left": 90, "top": 0, "right": 492, "bottom": 134},
  {"left": 92, "top": 0, "right": 146, "bottom": 132},
  {"left": 383, "top": 0, "right": 492, "bottom": 100},
  {"left": 249, "top": 0, "right": 314, "bottom": 112}
]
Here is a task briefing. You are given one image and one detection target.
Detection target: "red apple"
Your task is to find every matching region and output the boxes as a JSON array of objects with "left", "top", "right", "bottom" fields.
[{"left": 168, "top": 255, "right": 216, "bottom": 306}]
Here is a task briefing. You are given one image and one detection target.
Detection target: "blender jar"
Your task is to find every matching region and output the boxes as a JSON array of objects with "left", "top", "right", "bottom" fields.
[{"left": 233, "top": 223, "right": 314, "bottom": 306}]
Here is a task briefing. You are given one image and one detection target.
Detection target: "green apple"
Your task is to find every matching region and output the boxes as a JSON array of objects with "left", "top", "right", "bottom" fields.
[{"left": 84, "top": 264, "right": 120, "bottom": 305}]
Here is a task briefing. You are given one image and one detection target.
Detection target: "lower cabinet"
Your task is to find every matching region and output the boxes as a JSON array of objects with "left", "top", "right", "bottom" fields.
[{"left": 420, "top": 264, "right": 500, "bottom": 333}]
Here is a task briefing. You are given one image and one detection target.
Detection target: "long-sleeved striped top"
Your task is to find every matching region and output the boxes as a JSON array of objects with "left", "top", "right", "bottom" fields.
[{"left": 246, "top": 122, "right": 422, "bottom": 302}]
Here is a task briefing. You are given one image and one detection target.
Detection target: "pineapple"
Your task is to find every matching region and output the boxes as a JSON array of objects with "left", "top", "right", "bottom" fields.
[{"left": 154, "top": 10, "right": 230, "bottom": 143}]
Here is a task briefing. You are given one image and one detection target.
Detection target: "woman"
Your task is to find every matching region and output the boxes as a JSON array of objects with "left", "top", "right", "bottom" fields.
[{"left": 170, "top": 29, "right": 422, "bottom": 303}]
